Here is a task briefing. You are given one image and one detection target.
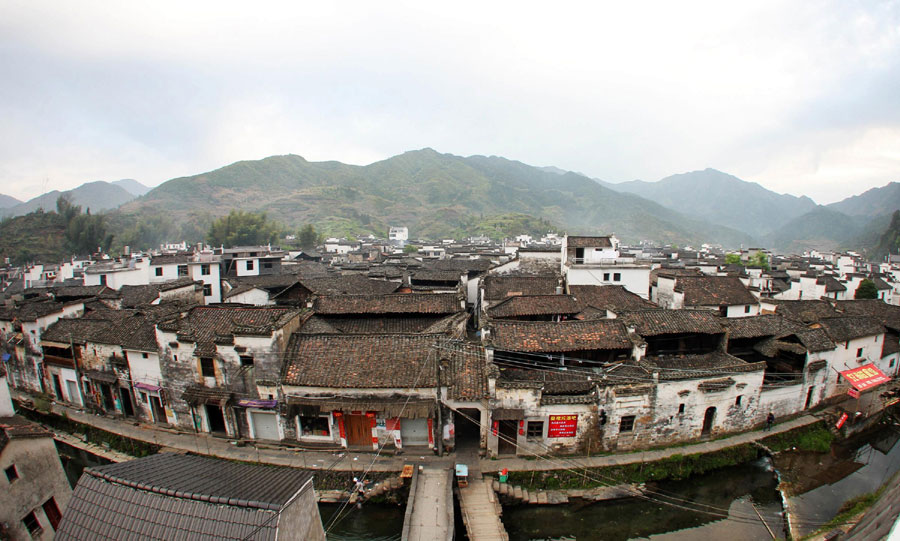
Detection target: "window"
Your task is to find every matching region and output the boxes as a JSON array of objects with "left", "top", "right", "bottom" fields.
[
  {"left": 155, "top": 267, "right": 163, "bottom": 277},
  {"left": 891, "top": 359, "right": 896, "bottom": 368},
  {"left": 619, "top": 415, "right": 635, "bottom": 433},
  {"left": 5, "top": 464, "right": 18, "bottom": 482},
  {"left": 526, "top": 421, "right": 544, "bottom": 439},
  {"left": 744, "top": 305, "right": 751, "bottom": 313},
  {"left": 735, "top": 395, "right": 742, "bottom": 406},
  {"left": 240, "top": 355, "right": 254, "bottom": 367},
  {"left": 22, "top": 511, "right": 41, "bottom": 535},
  {"left": 142, "top": 352, "right": 148, "bottom": 359},
  {"left": 200, "top": 357, "right": 215, "bottom": 378},
  {"left": 613, "top": 273, "right": 621, "bottom": 282},
  {"left": 857, "top": 348, "right": 863, "bottom": 358},
  {"left": 140, "top": 392, "right": 148, "bottom": 403},
  {"left": 99, "top": 274, "right": 107, "bottom": 286},
  {"left": 203, "top": 284, "right": 212, "bottom": 297},
  {"left": 263, "top": 261, "right": 273, "bottom": 269},
  {"left": 603, "top": 272, "right": 610, "bottom": 281},
  {"left": 246, "top": 260, "right": 254, "bottom": 271},
  {"left": 845, "top": 341, "right": 849, "bottom": 350},
  {"left": 678, "top": 404, "right": 685, "bottom": 414},
  {"left": 42, "top": 497, "right": 62, "bottom": 530},
  {"left": 177, "top": 265, "right": 188, "bottom": 277},
  {"left": 298, "top": 415, "right": 331, "bottom": 437},
  {"left": 201, "top": 264, "right": 210, "bottom": 275}
]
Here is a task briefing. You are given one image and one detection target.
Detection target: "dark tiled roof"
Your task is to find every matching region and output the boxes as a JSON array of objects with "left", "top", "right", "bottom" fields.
[
  {"left": 157, "top": 306, "right": 302, "bottom": 355},
  {"left": 300, "top": 275, "right": 400, "bottom": 295},
  {"left": 568, "top": 285, "right": 657, "bottom": 312},
  {"left": 313, "top": 293, "right": 461, "bottom": 315},
  {"left": 724, "top": 315, "right": 803, "bottom": 339},
  {"left": 93, "top": 313, "right": 160, "bottom": 351},
  {"left": 56, "top": 454, "right": 315, "bottom": 540},
  {"left": 487, "top": 295, "right": 581, "bottom": 318},
  {"left": 411, "top": 269, "right": 463, "bottom": 282},
  {"left": 119, "top": 280, "right": 200, "bottom": 307},
  {"left": 49, "top": 285, "right": 114, "bottom": 299},
  {"left": 429, "top": 258, "right": 492, "bottom": 272},
  {"left": 767, "top": 300, "right": 837, "bottom": 323},
  {"left": 442, "top": 341, "right": 489, "bottom": 400},
  {"left": 283, "top": 333, "right": 440, "bottom": 388},
  {"left": 816, "top": 275, "right": 847, "bottom": 292},
  {"left": 488, "top": 319, "right": 632, "bottom": 352},
  {"left": 0, "top": 415, "right": 52, "bottom": 452},
  {"left": 42, "top": 317, "right": 114, "bottom": 344},
  {"left": 5, "top": 299, "right": 75, "bottom": 322},
  {"left": 566, "top": 236, "right": 613, "bottom": 248},
  {"left": 619, "top": 309, "right": 724, "bottom": 336},
  {"left": 675, "top": 276, "right": 758, "bottom": 307},
  {"left": 650, "top": 267, "right": 703, "bottom": 286},
  {"left": 604, "top": 351, "right": 763, "bottom": 385},
  {"left": 793, "top": 328, "right": 836, "bottom": 353},
  {"left": 318, "top": 316, "right": 446, "bottom": 334},
  {"left": 483, "top": 275, "right": 559, "bottom": 301},
  {"left": 813, "top": 316, "right": 884, "bottom": 342},
  {"left": 834, "top": 300, "right": 900, "bottom": 332}
]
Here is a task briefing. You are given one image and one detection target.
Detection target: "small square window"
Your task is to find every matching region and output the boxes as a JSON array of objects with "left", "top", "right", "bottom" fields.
[
  {"left": 613, "top": 273, "right": 621, "bottom": 282},
  {"left": 603, "top": 272, "right": 610, "bottom": 281},
  {"left": 857, "top": 348, "right": 863, "bottom": 358},
  {"left": 5, "top": 464, "right": 18, "bottom": 482},
  {"left": 526, "top": 421, "right": 543, "bottom": 439},
  {"left": 142, "top": 352, "right": 148, "bottom": 359},
  {"left": 678, "top": 404, "right": 685, "bottom": 414},
  {"left": 246, "top": 260, "right": 254, "bottom": 271},
  {"left": 735, "top": 395, "right": 742, "bottom": 406},
  {"left": 240, "top": 355, "right": 254, "bottom": 367},
  {"left": 201, "top": 264, "right": 210, "bottom": 275},
  {"left": 263, "top": 261, "right": 273, "bottom": 269},
  {"left": 200, "top": 357, "right": 215, "bottom": 378},
  {"left": 140, "top": 392, "right": 148, "bottom": 403},
  {"left": 22, "top": 510, "right": 41, "bottom": 535},
  {"left": 744, "top": 305, "right": 751, "bottom": 313},
  {"left": 177, "top": 265, "right": 189, "bottom": 277},
  {"left": 155, "top": 267, "right": 163, "bottom": 276},
  {"left": 619, "top": 415, "right": 635, "bottom": 433},
  {"left": 203, "top": 284, "right": 212, "bottom": 297}
]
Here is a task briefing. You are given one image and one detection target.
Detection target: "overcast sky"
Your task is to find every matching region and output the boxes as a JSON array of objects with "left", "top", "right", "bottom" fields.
[{"left": 1, "top": 1, "right": 898, "bottom": 204}]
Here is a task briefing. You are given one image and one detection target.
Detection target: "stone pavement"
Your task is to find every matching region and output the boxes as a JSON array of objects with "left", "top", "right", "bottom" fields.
[
  {"left": 18, "top": 392, "right": 823, "bottom": 473},
  {"left": 405, "top": 466, "right": 453, "bottom": 541}
]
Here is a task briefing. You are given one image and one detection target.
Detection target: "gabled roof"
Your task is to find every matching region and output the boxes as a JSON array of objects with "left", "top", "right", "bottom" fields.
[
  {"left": 619, "top": 309, "right": 724, "bottom": 336},
  {"left": 283, "top": 333, "right": 440, "bottom": 388},
  {"left": 482, "top": 275, "right": 559, "bottom": 301},
  {"left": 834, "top": 299, "right": 900, "bottom": 332},
  {"left": 604, "top": 351, "right": 763, "bottom": 385},
  {"left": 56, "top": 453, "right": 315, "bottom": 541},
  {"left": 487, "top": 295, "right": 581, "bottom": 318},
  {"left": 816, "top": 275, "right": 847, "bottom": 292},
  {"left": 0, "top": 415, "right": 53, "bottom": 453},
  {"left": 675, "top": 276, "right": 758, "bottom": 307},
  {"left": 813, "top": 316, "right": 885, "bottom": 342},
  {"left": 300, "top": 274, "right": 400, "bottom": 295},
  {"left": 488, "top": 319, "right": 632, "bottom": 352},
  {"left": 767, "top": 300, "right": 838, "bottom": 324},
  {"left": 42, "top": 316, "right": 115, "bottom": 345},
  {"left": 566, "top": 236, "right": 613, "bottom": 248},
  {"left": 568, "top": 285, "right": 657, "bottom": 313},
  {"left": 650, "top": 267, "right": 703, "bottom": 286},
  {"left": 428, "top": 258, "right": 492, "bottom": 272},
  {"left": 442, "top": 341, "right": 489, "bottom": 400},
  {"left": 313, "top": 293, "right": 461, "bottom": 315},
  {"left": 157, "top": 306, "right": 302, "bottom": 355},
  {"left": 724, "top": 315, "right": 803, "bottom": 340}
]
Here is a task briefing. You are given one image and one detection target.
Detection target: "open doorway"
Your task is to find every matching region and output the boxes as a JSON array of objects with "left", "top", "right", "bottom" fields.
[
  {"left": 119, "top": 387, "right": 135, "bottom": 417},
  {"left": 455, "top": 408, "right": 481, "bottom": 451},
  {"left": 805, "top": 386, "right": 815, "bottom": 409},
  {"left": 150, "top": 396, "right": 167, "bottom": 424},
  {"left": 205, "top": 404, "right": 227, "bottom": 434},
  {"left": 702, "top": 407, "right": 716, "bottom": 436}
]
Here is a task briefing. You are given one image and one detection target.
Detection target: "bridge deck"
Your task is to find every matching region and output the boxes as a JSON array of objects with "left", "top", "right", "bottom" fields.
[
  {"left": 404, "top": 466, "right": 453, "bottom": 541},
  {"left": 458, "top": 466, "right": 509, "bottom": 541}
]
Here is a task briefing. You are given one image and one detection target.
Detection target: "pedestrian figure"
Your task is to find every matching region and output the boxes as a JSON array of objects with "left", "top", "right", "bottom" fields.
[{"left": 765, "top": 412, "right": 775, "bottom": 431}]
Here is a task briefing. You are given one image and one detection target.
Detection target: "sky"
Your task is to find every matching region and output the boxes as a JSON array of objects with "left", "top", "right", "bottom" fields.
[{"left": 1, "top": 1, "right": 898, "bottom": 204}]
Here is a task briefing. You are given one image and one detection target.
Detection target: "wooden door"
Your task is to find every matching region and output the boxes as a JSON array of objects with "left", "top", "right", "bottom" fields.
[{"left": 345, "top": 414, "right": 371, "bottom": 447}]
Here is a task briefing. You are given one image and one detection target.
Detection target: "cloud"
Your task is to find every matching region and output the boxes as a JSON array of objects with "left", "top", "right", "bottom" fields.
[{"left": 0, "top": 1, "right": 897, "bottom": 204}]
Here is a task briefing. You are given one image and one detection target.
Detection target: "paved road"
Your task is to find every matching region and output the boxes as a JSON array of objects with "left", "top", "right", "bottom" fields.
[
  {"left": 405, "top": 467, "right": 453, "bottom": 541},
  {"left": 17, "top": 392, "right": 824, "bottom": 473}
]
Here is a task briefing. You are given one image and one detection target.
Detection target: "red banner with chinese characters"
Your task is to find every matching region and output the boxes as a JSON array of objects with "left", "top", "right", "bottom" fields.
[
  {"left": 547, "top": 414, "right": 578, "bottom": 438},
  {"left": 840, "top": 364, "right": 890, "bottom": 392}
]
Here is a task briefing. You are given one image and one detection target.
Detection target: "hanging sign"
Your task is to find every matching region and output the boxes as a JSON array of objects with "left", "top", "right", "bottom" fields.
[
  {"left": 547, "top": 414, "right": 578, "bottom": 438},
  {"left": 840, "top": 365, "right": 890, "bottom": 392},
  {"left": 836, "top": 412, "right": 849, "bottom": 429}
]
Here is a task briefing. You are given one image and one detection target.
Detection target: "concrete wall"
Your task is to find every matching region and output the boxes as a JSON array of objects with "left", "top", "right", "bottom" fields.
[
  {"left": 0, "top": 436, "right": 72, "bottom": 541},
  {"left": 565, "top": 266, "right": 651, "bottom": 299},
  {"left": 277, "top": 481, "right": 327, "bottom": 541}
]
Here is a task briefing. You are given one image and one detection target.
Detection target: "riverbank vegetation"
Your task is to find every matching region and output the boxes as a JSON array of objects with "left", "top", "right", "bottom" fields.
[{"left": 761, "top": 422, "right": 835, "bottom": 453}]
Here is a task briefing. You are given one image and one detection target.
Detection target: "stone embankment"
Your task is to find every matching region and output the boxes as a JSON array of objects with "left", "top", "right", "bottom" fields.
[
  {"left": 491, "top": 478, "right": 641, "bottom": 505},
  {"left": 317, "top": 475, "right": 406, "bottom": 503}
]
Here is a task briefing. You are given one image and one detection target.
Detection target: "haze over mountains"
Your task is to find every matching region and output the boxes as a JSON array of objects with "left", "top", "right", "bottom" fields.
[
  {"left": 0, "top": 179, "right": 149, "bottom": 218},
  {"left": 3, "top": 150, "right": 897, "bottom": 255}
]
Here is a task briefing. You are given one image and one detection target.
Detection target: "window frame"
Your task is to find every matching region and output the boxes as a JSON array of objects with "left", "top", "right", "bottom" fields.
[
  {"left": 526, "top": 420, "right": 544, "bottom": 439},
  {"left": 619, "top": 415, "right": 635, "bottom": 433},
  {"left": 22, "top": 510, "right": 41, "bottom": 535},
  {"left": 200, "top": 357, "right": 216, "bottom": 378},
  {"left": 5, "top": 464, "right": 18, "bottom": 482},
  {"left": 42, "top": 497, "right": 62, "bottom": 531}
]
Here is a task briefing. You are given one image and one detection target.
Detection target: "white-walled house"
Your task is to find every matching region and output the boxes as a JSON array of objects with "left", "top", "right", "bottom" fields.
[{"left": 562, "top": 236, "right": 653, "bottom": 299}]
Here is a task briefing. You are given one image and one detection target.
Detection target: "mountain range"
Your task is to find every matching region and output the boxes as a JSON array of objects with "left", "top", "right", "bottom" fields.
[
  {"left": 0, "top": 179, "right": 149, "bottom": 219},
  {"left": 2, "top": 150, "right": 897, "bottom": 259}
]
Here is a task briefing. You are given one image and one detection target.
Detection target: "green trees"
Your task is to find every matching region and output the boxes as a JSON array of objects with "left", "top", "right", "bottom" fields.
[
  {"left": 57, "top": 195, "right": 113, "bottom": 255},
  {"left": 724, "top": 252, "right": 770, "bottom": 270},
  {"left": 207, "top": 210, "right": 281, "bottom": 248},
  {"left": 855, "top": 279, "right": 878, "bottom": 300},
  {"left": 298, "top": 224, "right": 318, "bottom": 251},
  {"left": 725, "top": 253, "right": 741, "bottom": 265}
]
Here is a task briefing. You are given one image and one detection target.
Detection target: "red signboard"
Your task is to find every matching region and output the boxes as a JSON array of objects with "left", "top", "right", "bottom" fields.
[
  {"left": 547, "top": 414, "right": 578, "bottom": 438},
  {"left": 848, "top": 388, "right": 861, "bottom": 399},
  {"left": 836, "top": 412, "right": 849, "bottom": 429},
  {"left": 840, "top": 364, "right": 890, "bottom": 392}
]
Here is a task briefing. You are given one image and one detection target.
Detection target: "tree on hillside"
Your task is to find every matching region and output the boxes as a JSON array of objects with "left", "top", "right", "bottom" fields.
[
  {"left": 855, "top": 279, "right": 878, "bottom": 300},
  {"left": 57, "top": 195, "right": 113, "bottom": 254},
  {"left": 298, "top": 224, "right": 318, "bottom": 251},
  {"left": 207, "top": 210, "right": 281, "bottom": 248},
  {"left": 875, "top": 210, "right": 900, "bottom": 258}
]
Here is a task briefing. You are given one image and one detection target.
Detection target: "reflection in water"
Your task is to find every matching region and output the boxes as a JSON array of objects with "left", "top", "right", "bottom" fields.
[
  {"left": 781, "top": 426, "right": 900, "bottom": 538},
  {"left": 319, "top": 502, "right": 404, "bottom": 541},
  {"left": 502, "top": 459, "right": 784, "bottom": 541}
]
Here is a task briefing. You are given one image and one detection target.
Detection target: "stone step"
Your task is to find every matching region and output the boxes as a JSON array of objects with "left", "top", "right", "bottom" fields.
[
  {"left": 537, "top": 491, "right": 548, "bottom": 504},
  {"left": 500, "top": 483, "right": 509, "bottom": 495},
  {"left": 522, "top": 488, "right": 529, "bottom": 502},
  {"left": 492, "top": 480, "right": 500, "bottom": 492},
  {"left": 513, "top": 486, "right": 523, "bottom": 500}
]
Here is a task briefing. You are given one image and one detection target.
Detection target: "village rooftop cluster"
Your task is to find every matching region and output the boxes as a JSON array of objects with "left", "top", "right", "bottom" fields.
[{"left": 0, "top": 229, "right": 898, "bottom": 460}]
